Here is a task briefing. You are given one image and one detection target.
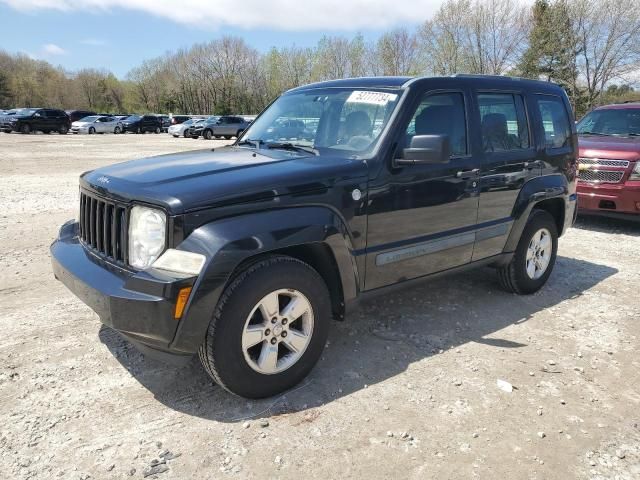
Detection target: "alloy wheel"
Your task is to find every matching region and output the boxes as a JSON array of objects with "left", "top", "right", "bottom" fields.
[
  {"left": 526, "top": 228, "right": 552, "bottom": 280},
  {"left": 241, "top": 289, "right": 314, "bottom": 375}
]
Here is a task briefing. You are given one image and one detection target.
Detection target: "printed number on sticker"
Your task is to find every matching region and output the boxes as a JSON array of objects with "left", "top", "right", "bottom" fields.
[{"left": 346, "top": 91, "right": 398, "bottom": 106}]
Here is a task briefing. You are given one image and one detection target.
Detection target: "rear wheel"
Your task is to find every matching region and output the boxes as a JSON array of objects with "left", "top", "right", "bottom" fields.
[
  {"left": 199, "top": 256, "right": 331, "bottom": 398},
  {"left": 498, "top": 209, "right": 558, "bottom": 294},
  {"left": 136, "top": 127, "right": 142, "bottom": 134},
  {"left": 59, "top": 125, "right": 69, "bottom": 135},
  {"left": 224, "top": 135, "right": 232, "bottom": 140},
  {"left": 155, "top": 126, "right": 161, "bottom": 134}
]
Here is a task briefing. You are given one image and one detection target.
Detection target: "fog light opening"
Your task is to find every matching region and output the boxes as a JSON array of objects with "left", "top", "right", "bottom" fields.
[{"left": 174, "top": 287, "right": 193, "bottom": 320}]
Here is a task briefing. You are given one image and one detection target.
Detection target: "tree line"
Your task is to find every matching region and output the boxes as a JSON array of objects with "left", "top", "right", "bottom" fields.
[{"left": 1, "top": 0, "right": 638, "bottom": 118}]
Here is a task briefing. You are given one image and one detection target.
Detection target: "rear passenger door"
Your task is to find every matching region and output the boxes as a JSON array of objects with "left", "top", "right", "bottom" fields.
[{"left": 472, "top": 91, "right": 539, "bottom": 260}]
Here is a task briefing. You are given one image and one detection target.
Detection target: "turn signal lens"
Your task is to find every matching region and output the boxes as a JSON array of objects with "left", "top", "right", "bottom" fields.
[{"left": 174, "top": 287, "right": 193, "bottom": 320}]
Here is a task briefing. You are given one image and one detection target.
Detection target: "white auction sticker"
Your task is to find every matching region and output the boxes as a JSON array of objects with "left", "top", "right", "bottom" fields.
[{"left": 346, "top": 91, "right": 398, "bottom": 106}]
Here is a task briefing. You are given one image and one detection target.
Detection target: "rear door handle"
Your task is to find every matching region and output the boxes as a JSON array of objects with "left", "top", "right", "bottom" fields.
[{"left": 456, "top": 168, "right": 480, "bottom": 179}]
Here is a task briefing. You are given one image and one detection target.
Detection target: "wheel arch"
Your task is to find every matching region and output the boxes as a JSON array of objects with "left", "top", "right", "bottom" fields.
[
  {"left": 169, "top": 206, "right": 359, "bottom": 353},
  {"left": 503, "top": 174, "right": 571, "bottom": 253}
]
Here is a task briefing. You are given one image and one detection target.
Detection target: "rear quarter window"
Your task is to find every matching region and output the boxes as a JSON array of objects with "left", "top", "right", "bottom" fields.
[{"left": 535, "top": 95, "right": 571, "bottom": 149}]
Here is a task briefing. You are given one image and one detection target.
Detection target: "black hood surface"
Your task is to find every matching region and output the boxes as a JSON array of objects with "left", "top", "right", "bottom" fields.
[{"left": 81, "top": 146, "right": 368, "bottom": 214}]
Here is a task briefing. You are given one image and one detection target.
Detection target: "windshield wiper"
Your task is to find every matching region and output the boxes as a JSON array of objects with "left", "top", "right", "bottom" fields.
[
  {"left": 236, "top": 139, "right": 264, "bottom": 148},
  {"left": 579, "top": 131, "right": 610, "bottom": 136},
  {"left": 265, "top": 142, "right": 319, "bottom": 155}
]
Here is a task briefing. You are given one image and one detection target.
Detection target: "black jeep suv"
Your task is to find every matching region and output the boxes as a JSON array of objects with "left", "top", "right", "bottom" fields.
[
  {"left": 4, "top": 108, "right": 70, "bottom": 134},
  {"left": 51, "top": 75, "right": 578, "bottom": 398}
]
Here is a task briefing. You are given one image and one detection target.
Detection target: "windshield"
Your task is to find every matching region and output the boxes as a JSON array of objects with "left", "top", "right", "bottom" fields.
[
  {"left": 241, "top": 88, "right": 402, "bottom": 154},
  {"left": 206, "top": 116, "right": 220, "bottom": 122},
  {"left": 78, "top": 116, "right": 99, "bottom": 122},
  {"left": 577, "top": 108, "right": 640, "bottom": 137},
  {"left": 126, "top": 115, "right": 141, "bottom": 121},
  {"left": 17, "top": 108, "right": 38, "bottom": 116}
]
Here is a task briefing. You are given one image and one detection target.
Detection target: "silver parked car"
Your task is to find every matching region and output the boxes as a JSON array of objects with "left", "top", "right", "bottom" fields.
[
  {"left": 71, "top": 115, "right": 123, "bottom": 134},
  {"left": 194, "top": 115, "right": 250, "bottom": 140},
  {"left": 168, "top": 118, "right": 203, "bottom": 138}
]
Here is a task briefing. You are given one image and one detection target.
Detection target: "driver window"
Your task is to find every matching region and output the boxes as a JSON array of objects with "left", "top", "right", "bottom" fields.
[{"left": 404, "top": 92, "right": 467, "bottom": 156}]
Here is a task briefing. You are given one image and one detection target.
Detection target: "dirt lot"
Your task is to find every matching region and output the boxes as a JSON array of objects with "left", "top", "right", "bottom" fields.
[{"left": 1, "top": 132, "right": 639, "bottom": 480}]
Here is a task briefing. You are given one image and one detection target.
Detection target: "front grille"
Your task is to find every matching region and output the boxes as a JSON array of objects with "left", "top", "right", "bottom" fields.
[
  {"left": 579, "top": 158, "right": 630, "bottom": 168},
  {"left": 577, "top": 170, "right": 624, "bottom": 184},
  {"left": 79, "top": 191, "right": 127, "bottom": 263}
]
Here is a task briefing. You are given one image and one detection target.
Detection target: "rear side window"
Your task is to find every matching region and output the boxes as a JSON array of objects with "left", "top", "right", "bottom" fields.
[
  {"left": 536, "top": 95, "right": 571, "bottom": 149},
  {"left": 478, "top": 93, "right": 529, "bottom": 152},
  {"left": 404, "top": 92, "right": 467, "bottom": 156}
]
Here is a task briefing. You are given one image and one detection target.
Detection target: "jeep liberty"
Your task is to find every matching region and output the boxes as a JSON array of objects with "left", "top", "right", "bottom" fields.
[{"left": 51, "top": 75, "right": 578, "bottom": 398}]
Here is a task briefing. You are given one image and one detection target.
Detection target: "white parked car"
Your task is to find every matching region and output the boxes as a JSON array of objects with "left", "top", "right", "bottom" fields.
[
  {"left": 168, "top": 118, "right": 203, "bottom": 138},
  {"left": 71, "top": 115, "right": 123, "bottom": 134}
]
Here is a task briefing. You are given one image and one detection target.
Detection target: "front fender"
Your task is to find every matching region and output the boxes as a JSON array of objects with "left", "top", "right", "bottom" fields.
[
  {"left": 503, "top": 173, "right": 571, "bottom": 253},
  {"left": 169, "top": 206, "right": 359, "bottom": 354}
]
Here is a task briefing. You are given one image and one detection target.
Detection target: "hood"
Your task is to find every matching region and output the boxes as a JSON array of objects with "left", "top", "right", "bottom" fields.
[
  {"left": 72, "top": 121, "right": 93, "bottom": 127},
  {"left": 579, "top": 135, "right": 640, "bottom": 161},
  {"left": 81, "top": 146, "right": 368, "bottom": 214}
]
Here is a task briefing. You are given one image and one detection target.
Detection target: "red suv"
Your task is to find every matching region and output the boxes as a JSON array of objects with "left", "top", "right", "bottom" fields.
[{"left": 576, "top": 103, "right": 640, "bottom": 219}]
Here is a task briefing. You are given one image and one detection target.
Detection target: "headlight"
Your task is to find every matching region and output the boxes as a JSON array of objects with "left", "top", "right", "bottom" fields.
[
  {"left": 128, "top": 206, "right": 166, "bottom": 269},
  {"left": 631, "top": 161, "right": 640, "bottom": 180}
]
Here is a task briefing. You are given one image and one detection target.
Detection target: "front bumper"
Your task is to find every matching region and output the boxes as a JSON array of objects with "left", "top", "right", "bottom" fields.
[
  {"left": 577, "top": 180, "right": 640, "bottom": 216},
  {"left": 51, "top": 220, "right": 196, "bottom": 362}
]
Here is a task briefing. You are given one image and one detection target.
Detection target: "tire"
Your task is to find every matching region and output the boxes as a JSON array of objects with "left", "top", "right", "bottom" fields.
[
  {"left": 498, "top": 209, "right": 558, "bottom": 294},
  {"left": 203, "top": 129, "right": 213, "bottom": 140},
  {"left": 114, "top": 126, "right": 121, "bottom": 134},
  {"left": 199, "top": 255, "right": 331, "bottom": 399},
  {"left": 20, "top": 124, "right": 31, "bottom": 134},
  {"left": 136, "top": 127, "right": 142, "bottom": 134},
  {"left": 224, "top": 135, "right": 232, "bottom": 140},
  {"left": 88, "top": 127, "right": 95, "bottom": 135},
  {"left": 182, "top": 131, "right": 189, "bottom": 138},
  {"left": 44, "top": 130, "right": 51, "bottom": 134},
  {"left": 155, "top": 126, "right": 161, "bottom": 134},
  {"left": 59, "top": 125, "right": 69, "bottom": 135}
]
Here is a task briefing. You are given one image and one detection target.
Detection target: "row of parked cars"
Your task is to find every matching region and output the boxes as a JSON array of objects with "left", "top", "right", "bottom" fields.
[
  {"left": 167, "top": 115, "right": 255, "bottom": 140},
  {"left": 0, "top": 108, "right": 254, "bottom": 136}
]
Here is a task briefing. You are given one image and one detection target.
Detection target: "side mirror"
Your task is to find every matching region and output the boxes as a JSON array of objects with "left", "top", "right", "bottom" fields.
[{"left": 396, "top": 134, "right": 451, "bottom": 165}]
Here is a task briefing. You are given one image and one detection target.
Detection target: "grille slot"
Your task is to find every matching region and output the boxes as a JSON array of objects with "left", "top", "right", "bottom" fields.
[
  {"left": 577, "top": 170, "right": 624, "bottom": 184},
  {"left": 579, "top": 158, "right": 629, "bottom": 168},
  {"left": 79, "top": 191, "right": 127, "bottom": 263}
]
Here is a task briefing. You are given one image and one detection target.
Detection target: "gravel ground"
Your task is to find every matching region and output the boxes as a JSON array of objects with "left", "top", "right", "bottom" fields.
[{"left": 1, "top": 132, "right": 639, "bottom": 480}]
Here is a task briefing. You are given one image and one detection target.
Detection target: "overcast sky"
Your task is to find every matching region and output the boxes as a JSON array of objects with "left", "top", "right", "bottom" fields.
[{"left": 0, "top": 0, "right": 445, "bottom": 77}]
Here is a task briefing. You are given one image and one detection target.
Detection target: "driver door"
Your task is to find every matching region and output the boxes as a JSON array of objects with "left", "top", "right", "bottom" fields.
[{"left": 364, "top": 89, "right": 481, "bottom": 289}]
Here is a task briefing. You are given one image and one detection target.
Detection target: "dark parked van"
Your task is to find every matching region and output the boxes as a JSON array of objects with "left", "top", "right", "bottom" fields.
[
  {"left": 4, "top": 108, "right": 70, "bottom": 134},
  {"left": 51, "top": 75, "right": 577, "bottom": 398},
  {"left": 66, "top": 110, "right": 97, "bottom": 123}
]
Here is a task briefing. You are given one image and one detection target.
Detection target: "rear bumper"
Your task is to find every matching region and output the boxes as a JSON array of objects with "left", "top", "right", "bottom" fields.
[
  {"left": 51, "top": 220, "right": 196, "bottom": 362},
  {"left": 577, "top": 181, "right": 640, "bottom": 216}
]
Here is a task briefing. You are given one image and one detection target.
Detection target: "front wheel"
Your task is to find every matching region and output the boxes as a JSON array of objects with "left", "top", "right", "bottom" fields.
[
  {"left": 20, "top": 124, "right": 31, "bottom": 134},
  {"left": 88, "top": 127, "right": 95, "bottom": 135},
  {"left": 224, "top": 135, "right": 232, "bottom": 140},
  {"left": 203, "top": 129, "right": 213, "bottom": 140},
  {"left": 114, "top": 126, "right": 121, "bottom": 134},
  {"left": 498, "top": 209, "right": 558, "bottom": 294},
  {"left": 59, "top": 125, "right": 69, "bottom": 135},
  {"left": 198, "top": 256, "right": 331, "bottom": 399}
]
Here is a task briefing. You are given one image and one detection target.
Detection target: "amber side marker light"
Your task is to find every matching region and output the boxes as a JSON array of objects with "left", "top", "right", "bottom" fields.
[{"left": 175, "top": 287, "right": 193, "bottom": 320}]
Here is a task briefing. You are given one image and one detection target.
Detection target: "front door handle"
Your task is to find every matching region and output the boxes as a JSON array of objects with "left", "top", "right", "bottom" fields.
[{"left": 456, "top": 168, "right": 480, "bottom": 179}]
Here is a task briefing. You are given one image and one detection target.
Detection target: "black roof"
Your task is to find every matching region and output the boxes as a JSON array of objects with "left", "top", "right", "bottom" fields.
[{"left": 289, "top": 74, "right": 563, "bottom": 94}]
